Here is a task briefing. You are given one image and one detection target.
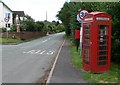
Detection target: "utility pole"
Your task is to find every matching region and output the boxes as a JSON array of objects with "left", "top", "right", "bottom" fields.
[{"left": 46, "top": 11, "right": 47, "bottom": 21}]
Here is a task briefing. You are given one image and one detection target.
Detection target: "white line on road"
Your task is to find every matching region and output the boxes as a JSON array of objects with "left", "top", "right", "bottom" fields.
[
  {"left": 42, "top": 40, "right": 48, "bottom": 43},
  {"left": 47, "top": 51, "right": 55, "bottom": 55},
  {"left": 23, "top": 50, "right": 55, "bottom": 55},
  {"left": 35, "top": 50, "right": 41, "bottom": 54},
  {"left": 39, "top": 50, "right": 46, "bottom": 54},
  {"left": 46, "top": 39, "right": 66, "bottom": 84},
  {"left": 23, "top": 50, "right": 36, "bottom": 54}
]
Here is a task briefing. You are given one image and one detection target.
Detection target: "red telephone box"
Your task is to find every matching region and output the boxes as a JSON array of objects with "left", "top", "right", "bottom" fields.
[
  {"left": 82, "top": 12, "right": 112, "bottom": 73},
  {"left": 75, "top": 30, "right": 80, "bottom": 39}
]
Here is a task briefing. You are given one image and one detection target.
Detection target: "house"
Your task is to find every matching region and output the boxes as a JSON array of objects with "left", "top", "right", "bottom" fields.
[
  {"left": 13, "top": 11, "right": 25, "bottom": 24},
  {"left": 0, "top": 0, "right": 13, "bottom": 29}
]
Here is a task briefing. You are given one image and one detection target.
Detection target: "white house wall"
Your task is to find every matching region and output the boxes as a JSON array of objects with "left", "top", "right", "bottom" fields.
[
  {"left": 3, "top": 4, "right": 13, "bottom": 28},
  {"left": 0, "top": 2, "right": 3, "bottom": 28},
  {"left": 0, "top": 2, "right": 13, "bottom": 28}
]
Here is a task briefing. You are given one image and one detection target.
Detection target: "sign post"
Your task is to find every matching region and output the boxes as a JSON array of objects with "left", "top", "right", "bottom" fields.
[
  {"left": 4, "top": 17, "right": 10, "bottom": 38},
  {"left": 77, "top": 9, "right": 88, "bottom": 56}
]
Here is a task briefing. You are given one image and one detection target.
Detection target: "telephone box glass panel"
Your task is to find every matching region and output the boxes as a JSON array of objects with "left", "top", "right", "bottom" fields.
[
  {"left": 98, "top": 25, "right": 108, "bottom": 66},
  {"left": 83, "top": 25, "right": 90, "bottom": 64}
]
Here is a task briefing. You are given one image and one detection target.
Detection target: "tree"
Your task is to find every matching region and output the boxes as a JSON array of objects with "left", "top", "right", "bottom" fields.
[
  {"left": 20, "top": 15, "right": 35, "bottom": 32},
  {"left": 56, "top": 2, "right": 120, "bottom": 64},
  {"left": 35, "top": 21, "right": 44, "bottom": 31},
  {"left": 56, "top": 24, "right": 65, "bottom": 33},
  {"left": 56, "top": 2, "right": 72, "bottom": 36}
]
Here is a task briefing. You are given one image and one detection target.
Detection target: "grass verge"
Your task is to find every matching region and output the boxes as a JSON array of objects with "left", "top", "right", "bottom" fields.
[
  {"left": 70, "top": 44, "right": 119, "bottom": 84},
  {"left": 83, "top": 64, "right": 119, "bottom": 84},
  {"left": 0, "top": 38, "right": 24, "bottom": 43},
  {"left": 70, "top": 45, "right": 82, "bottom": 68}
]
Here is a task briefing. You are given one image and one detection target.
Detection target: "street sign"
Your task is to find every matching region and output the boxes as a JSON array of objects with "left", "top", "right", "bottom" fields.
[
  {"left": 4, "top": 17, "right": 9, "bottom": 22},
  {"left": 78, "top": 9, "right": 88, "bottom": 20},
  {"left": 76, "top": 9, "right": 88, "bottom": 56},
  {"left": 77, "top": 14, "right": 82, "bottom": 23}
]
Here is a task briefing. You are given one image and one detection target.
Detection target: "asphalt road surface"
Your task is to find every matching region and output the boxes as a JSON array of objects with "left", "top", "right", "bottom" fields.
[{"left": 2, "top": 32, "right": 65, "bottom": 83}]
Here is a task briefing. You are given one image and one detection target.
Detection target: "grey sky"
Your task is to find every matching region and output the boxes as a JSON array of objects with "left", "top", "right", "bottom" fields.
[{"left": 2, "top": 0, "right": 67, "bottom": 22}]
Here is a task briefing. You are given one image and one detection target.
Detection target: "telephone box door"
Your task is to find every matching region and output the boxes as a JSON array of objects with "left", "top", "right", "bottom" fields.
[{"left": 97, "top": 24, "right": 111, "bottom": 71}]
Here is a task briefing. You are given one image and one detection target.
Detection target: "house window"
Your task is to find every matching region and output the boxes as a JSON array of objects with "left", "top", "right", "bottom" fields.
[
  {"left": 5, "top": 24, "right": 7, "bottom": 28},
  {"left": 6, "top": 24, "right": 11, "bottom": 28},
  {"left": 8, "top": 24, "right": 11, "bottom": 28},
  {"left": 5, "top": 13, "right": 10, "bottom": 19}
]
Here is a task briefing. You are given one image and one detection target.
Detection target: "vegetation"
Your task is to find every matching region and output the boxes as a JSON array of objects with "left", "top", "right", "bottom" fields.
[
  {"left": 0, "top": 38, "right": 23, "bottom": 43},
  {"left": 8, "top": 15, "right": 64, "bottom": 33},
  {"left": 70, "top": 45, "right": 82, "bottom": 68},
  {"left": 57, "top": 2, "right": 120, "bottom": 64},
  {"left": 1, "top": 14, "right": 65, "bottom": 34},
  {"left": 83, "top": 63, "right": 119, "bottom": 84},
  {"left": 70, "top": 44, "right": 119, "bottom": 84}
]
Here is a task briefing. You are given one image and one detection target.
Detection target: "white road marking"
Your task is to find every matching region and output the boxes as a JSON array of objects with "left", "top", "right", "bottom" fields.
[
  {"left": 42, "top": 38, "right": 51, "bottom": 43},
  {"left": 42, "top": 40, "right": 48, "bottom": 43},
  {"left": 23, "top": 50, "right": 55, "bottom": 55},
  {"left": 47, "top": 51, "right": 55, "bottom": 55},
  {"left": 39, "top": 50, "right": 46, "bottom": 54},
  {"left": 35, "top": 50, "right": 41, "bottom": 54},
  {"left": 23, "top": 50, "right": 35, "bottom": 54}
]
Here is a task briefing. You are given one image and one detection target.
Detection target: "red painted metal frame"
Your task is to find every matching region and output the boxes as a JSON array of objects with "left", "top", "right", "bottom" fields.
[{"left": 82, "top": 12, "right": 112, "bottom": 73}]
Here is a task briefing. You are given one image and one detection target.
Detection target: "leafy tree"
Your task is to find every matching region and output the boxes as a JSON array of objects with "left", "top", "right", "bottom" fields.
[
  {"left": 35, "top": 21, "right": 44, "bottom": 31},
  {"left": 56, "top": 24, "right": 65, "bottom": 33},
  {"left": 57, "top": 2, "right": 120, "bottom": 63},
  {"left": 56, "top": 2, "right": 72, "bottom": 36},
  {"left": 20, "top": 15, "right": 35, "bottom": 32}
]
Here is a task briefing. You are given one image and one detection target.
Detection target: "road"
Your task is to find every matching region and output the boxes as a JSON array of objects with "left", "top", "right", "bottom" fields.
[{"left": 2, "top": 32, "right": 65, "bottom": 83}]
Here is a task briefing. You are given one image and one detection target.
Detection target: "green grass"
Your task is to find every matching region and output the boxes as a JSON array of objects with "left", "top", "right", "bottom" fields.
[
  {"left": 70, "top": 44, "right": 119, "bottom": 84},
  {"left": 0, "top": 38, "right": 23, "bottom": 43},
  {"left": 83, "top": 64, "right": 119, "bottom": 83},
  {"left": 70, "top": 45, "right": 82, "bottom": 68},
  {"left": 64, "top": 35, "right": 70, "bottom": 39}
]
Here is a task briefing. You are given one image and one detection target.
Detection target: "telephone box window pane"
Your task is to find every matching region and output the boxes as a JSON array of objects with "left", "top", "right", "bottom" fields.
[
  {"left": 99, "top": 41, "right": 107, "bottom": 45},
  {"left": 98, "top": 61, "right": 107, "bottom": 66},
  {"left": 99, "top": 46, "right": 107, "bottom": 50},
  {"left": 84, "top": 25, "right": 90, "bottom": 64},
  {"left": 99, "top": 36, "right": 107, "bottom": 39},
  {"left": 85, "top": 35, "right": 90, "bottom": 39},
  {"left": 85, "top": 40, "right": 90, "bottom": 45},
  {"left": 99, "top": 25, "right": 108, "bottom": 35},
  {"left": 99, "top": 51, "right": 107, "bottom": 55},
  {"left": 85, "top": 46, "right": 90, "bottom": 49},
  {"left": 86, "top": 26, "right": 90, "bottom": 29},
  {"left": 85, "top": 26, "right": 90, "bottom": 34},
  {"left": 84, "top": 49, "right": 90, "bottom": 64},
  {"left": 99, "top": 56, "right": 107, "bottom": 60},
  {"left": 85, "top": 29, "right": 90, "bottom": 34}
]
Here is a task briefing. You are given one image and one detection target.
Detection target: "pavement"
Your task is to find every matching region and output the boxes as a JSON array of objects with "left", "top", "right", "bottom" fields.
[{"left": 48, "top": 39, "right": 87, "bottom": 83}]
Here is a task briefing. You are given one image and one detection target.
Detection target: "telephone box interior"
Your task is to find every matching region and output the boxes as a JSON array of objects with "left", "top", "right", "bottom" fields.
[{"left": 82, "top": 12, "right": 112, "bottom": 73}]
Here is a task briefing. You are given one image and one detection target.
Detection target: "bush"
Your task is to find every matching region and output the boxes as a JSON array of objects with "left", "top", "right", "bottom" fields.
[
  {"left": 1, "top": 28, "right": 6, "bottom": 32},
  {"left": 10, "top": 24, "right": 17, "bottom": 32}
]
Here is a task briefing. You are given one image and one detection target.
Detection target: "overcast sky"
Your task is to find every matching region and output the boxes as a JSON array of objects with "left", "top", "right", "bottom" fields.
[{"left": 2, "top": 0, "right": 68, "bottom": 22}]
